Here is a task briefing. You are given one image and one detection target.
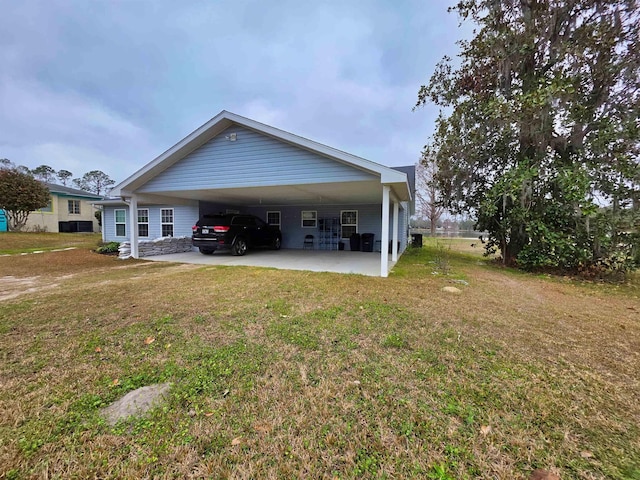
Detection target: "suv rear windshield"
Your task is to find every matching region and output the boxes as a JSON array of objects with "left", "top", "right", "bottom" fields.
[
  {"left": 199, "top": 215, "right": 231, "bottom": 226},
  {"left": 232, "top": 216, "right": 257, "bottom": 226}
]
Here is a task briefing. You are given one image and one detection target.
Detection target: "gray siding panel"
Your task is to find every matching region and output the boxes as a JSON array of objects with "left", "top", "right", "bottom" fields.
[
  {"left": 385, "top": 202, "right": 409, "bottom": 253},
  {"left": 139, "top": 126, "right": 377, "bottom": 193},
  {"left": 248, "top": 204, "right": 382, "bottom": 250},
  {"left": 165, "top": 204, "right": 200, "bottom": 237}
]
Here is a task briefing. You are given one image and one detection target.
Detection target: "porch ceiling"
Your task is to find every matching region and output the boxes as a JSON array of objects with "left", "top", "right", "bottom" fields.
[{"left": 135, "top": 180, "right": 385, "bottom": 207}]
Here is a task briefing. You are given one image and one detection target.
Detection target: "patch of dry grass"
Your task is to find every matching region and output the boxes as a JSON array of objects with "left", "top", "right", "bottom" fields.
[{"left": 0, "top": 242, "right": 638, "bottom": 479}]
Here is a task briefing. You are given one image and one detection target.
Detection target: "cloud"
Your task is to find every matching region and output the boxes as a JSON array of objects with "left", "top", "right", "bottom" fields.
[
  {"left": 0, "top": 78, "right": 155, "bottom": 179},
  {"left": 19, "top": 143, "right": 124, "bottom": 178},
  {"left": 0, "top": 0, "right": 467, "bottom": 181},
  {"left": 1, "top": 79, "right": 144, "bottom": 142}
]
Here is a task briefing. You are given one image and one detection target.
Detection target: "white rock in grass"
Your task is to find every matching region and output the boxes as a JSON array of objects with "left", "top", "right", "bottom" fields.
[
  {"left": 441, "top": 286, "right": 462, "bottom": 294},
  {"left": 101, "top": 383, "right": 171, "bottom": 425}
]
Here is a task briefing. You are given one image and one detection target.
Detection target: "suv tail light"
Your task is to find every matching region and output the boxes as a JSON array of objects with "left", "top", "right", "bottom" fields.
[
  {"left": 192, "top": 225, "right": 198, "bottom": 232},
  {"left": 213, "top": 225, "right": 230, "bottom": 233}
]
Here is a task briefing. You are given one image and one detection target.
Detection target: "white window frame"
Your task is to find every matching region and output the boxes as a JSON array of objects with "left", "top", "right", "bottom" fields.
[
  {"left": 68, "top": 199, "right": 81, "bottom": 215},
  {"left": 137, "top": 208, "right": 149, "bottom": 237},
  {"left": 161, "top": 208, "right": 174, "bottom": 237},
  {"left": 115, "top": 209, "right": 126, "bottom": 237},
  {"left": 301, "top": 210, "right": 317, "bottom": 228},
  {"left": 340, "top": 210, "right": 358, "bottom": 239},
  {"left": 267, "top": 211, "right": 281, "bottom": 228}
]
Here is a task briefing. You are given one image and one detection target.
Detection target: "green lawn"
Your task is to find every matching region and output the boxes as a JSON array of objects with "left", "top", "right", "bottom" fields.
[
  {"left": 0, "top": 232, "right": 102, "bottom": 254},
  {"left": 0, "top": 235, "right": 638, "bottom": 479}
]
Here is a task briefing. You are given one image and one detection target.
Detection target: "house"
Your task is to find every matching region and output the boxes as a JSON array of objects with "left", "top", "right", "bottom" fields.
[
  {"left": 25, "top": 183, "right": 102, "bottom": 233},
  {"left": 99, "top": 111, "right": 414, "bottom": 277}
]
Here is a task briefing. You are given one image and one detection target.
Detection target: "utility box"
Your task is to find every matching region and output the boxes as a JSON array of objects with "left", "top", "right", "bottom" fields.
[
  {"left": 0, "top": 210, "right": 8, "bottom": 232},
  {"left": 411, "top": 233, "right": 423, "bottom": 248}
]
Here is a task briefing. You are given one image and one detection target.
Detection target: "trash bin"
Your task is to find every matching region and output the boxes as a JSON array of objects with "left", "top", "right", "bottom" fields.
[
  {"left": 350, "top": 233, "right": 361, "bottom": 251},
  {"left": 361, "top": 233, "right": 375, "bottom": 252},
  {"left": 411, "top": 233, "right": 423, "bottom": 248}
]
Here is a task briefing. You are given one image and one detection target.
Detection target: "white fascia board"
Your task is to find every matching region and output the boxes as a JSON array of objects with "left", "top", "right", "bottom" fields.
[
  {"left": 386, "top": 179, "right": 413, "bottom": 203},
  {"left": 92, "top": 199, "right": 128, "bottom": 206}
]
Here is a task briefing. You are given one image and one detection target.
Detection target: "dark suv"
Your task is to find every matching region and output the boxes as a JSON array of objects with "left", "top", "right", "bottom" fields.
[{"left": 191, "top": 213, "right": 282, "bottom": 256}]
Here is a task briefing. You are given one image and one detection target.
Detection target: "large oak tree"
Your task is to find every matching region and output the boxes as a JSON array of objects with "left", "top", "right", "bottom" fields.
[{"left": 417, "top": 0, "right": 639, "bottom": 274}]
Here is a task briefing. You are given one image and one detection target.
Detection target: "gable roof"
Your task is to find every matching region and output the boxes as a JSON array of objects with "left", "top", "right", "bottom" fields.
[
  {"left": 44, "top": 182, "right": 103, "bottom": 200},
  {"left": 112, "top": 111, "right": 411, "bottom": 201}
]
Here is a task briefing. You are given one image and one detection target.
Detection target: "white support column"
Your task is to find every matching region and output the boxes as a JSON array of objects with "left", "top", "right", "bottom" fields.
[
  {"left": 392, "top": 200, "right": 399, "bottom": 262},
  {"left": 381, "top": 185, "right": 390, "bottom": 277},
  {"left": 100, "top": 207, "right": 106, "bottom": 243},
  {"left": 128, "top": 195, "right": 139, "bottom": 259}
]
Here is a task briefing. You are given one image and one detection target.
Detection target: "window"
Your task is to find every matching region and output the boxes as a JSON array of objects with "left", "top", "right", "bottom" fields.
[
  {"left": 161, "top": 208, "right": 174, "bottom": 237},
  {"left": 37, "top": 197, "right": 53, "bottom": 213},
  {"left": 137, "top": 208, "right": 149, "bottom": 237},
  {"left": 341, "top": 210, "right": 358, "bottom": 239},
  {"left": 267, "top": 211, "right": 281, "bottom": 228},
  {"left": 115, "top": 209, "right": 126, "bottom": 237},
  {"left": 68, "top": 200, "right": 80, "bottom": 215},
  {"left": 301, "top": 210, "right": 317, "bottom": 228}
]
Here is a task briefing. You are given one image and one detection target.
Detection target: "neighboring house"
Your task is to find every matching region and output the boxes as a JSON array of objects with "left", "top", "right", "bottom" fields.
[
  {"left": 98, "top": 111, "right": 414, "bottom": 277},
  {"left": 25, "top": 183, "right": 102, "bottom": 233}
]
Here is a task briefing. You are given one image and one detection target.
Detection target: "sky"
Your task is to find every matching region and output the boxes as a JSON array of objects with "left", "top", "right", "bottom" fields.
[{"left": 0, "top": 0, "right": 468, "bottom": 185}]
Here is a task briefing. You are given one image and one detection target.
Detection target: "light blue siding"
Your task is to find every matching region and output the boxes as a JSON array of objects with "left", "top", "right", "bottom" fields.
[
  {"left": 164, "top": 204, "right": 200, "bottom": 237},
  {"left": 139, "top": 126, "right": 377, "bottom": 193},
  {"left": 102, "top": 204, "right": 199, "bottom": 242},
  {"left": 103, "top": 207, "right": 129, "bottom": 241},
  {"left": 398, "top": 202, "right": 409, "bottom": 252}
]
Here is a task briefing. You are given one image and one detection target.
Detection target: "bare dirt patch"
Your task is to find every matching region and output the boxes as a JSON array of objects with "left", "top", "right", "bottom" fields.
[{"left": 0, "top": 276, "right": 62, "bottom": 301}]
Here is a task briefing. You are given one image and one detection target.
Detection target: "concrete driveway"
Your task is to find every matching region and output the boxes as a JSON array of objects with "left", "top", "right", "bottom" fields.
[{"left": 143, "top": 249, "right": 395, "bottom": 276}]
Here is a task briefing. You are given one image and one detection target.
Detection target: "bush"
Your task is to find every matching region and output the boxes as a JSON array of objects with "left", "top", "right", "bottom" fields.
[{"left": 96, "top": 241, "right": 120, "bottom": 255}]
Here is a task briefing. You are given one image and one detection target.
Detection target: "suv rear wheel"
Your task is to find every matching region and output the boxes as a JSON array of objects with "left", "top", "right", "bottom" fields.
[
  {"left": 199, "top": 247, "right": 214, "bottom": 255},
  {"left": 232, "top": 238, "right": 248, "bottom": 256}
]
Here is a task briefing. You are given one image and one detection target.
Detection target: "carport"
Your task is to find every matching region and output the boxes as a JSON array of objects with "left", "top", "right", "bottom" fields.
[
  {"left": 144, "top": 249, "right": 395, "bottom": 276},
  {"left": 105, "top": 111, "right": 414, "bottom": 277}
]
